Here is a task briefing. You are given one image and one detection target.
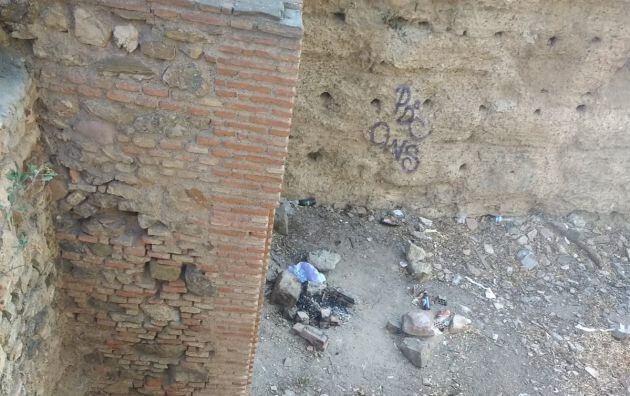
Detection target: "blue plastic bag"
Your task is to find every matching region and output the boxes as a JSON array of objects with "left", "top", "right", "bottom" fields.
[{"left": 287, "top": 262, "right": 326, "bottom": 284}]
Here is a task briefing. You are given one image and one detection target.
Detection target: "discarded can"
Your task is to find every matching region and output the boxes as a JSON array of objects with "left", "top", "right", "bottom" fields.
[
  {"left": 434, "top": 295, "right": 447, "bottom": 306},
  {"left": 421, "top": 292, "right": 431, "bottom": 310},
  {"left": 298, "top": 197, "right": 316, "bottom": 206}
]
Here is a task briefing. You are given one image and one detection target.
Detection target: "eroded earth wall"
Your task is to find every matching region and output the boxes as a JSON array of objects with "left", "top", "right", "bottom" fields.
[
  {"left": 284, "top": 0, "right": 630, "bottom": 217},
  {"left": 2, "top": 0, "right": 302, "bottom": 394}
]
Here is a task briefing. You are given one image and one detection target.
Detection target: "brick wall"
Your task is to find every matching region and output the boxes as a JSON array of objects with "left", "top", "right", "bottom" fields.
[{"left": 2, "top": 0, "right": 303, "bottom": 394}]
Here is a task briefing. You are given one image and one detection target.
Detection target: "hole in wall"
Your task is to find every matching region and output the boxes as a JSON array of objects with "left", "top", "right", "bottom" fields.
[
  {"left": 417, "top": 21, "right": 432, "bottom": 32},
  {"left": 462, "top": 30, "right": 468, "bottom": 36},
  {"left": 541, "top": 89, "right": 548, "bottom": 93},
  {"left": 479, "top": 104, "right": 488, "bottom": 112},
  {"left": 319, "top": 92, "right": 333, "bottom": 108},
  {"left": 423, "top": 98, "right": 433, "bottom": 108},
  {"left": 591, "top": 36, "right": 601, "bottom": 43},
  {"left": 534, "top": 108, "right": 541, "bottom": 115},
  {"left": 576, "top": 104, "right": 587, "bottom": 113},
  {"left": 547, "top": 36, "right": 558, "bottom": 47},
  {"left": 459, "top": 163, "right": 468, "bottom": 172},
  {"left": 333, "top": 11, "right": 346, "bottom": 23},
  {"left": 307, "top": 149, "right": 323, "bottom": 161},
  {"left": 494, "top": 31, "right": 504, "bottom": 37},
  {"left": 370, "top": 98, "right": 381, "bottom": 112}
]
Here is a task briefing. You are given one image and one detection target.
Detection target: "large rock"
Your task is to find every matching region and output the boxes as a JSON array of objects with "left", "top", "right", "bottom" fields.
[
  {"left": 308, "top": 249, "right": 340, "bottom": 272},
  {"left": 406, "top": 242, "right": 427, "bottom": 262},
  {"left": 162, "top": 61, "right": 208, "bottom": 95},
  {"left": 270, "top": 270, "right": 302, "bottom": 307},
  {"left": 149, "top": 261, "right": 181, "bottom": 281},
  {"left": 41, "top": 4, "right": 69, "bottom": 32},
  {"left": 183, "top": 265, "right": 216, "bottom": 297},
  {"left": 398, "top": 337, "right": 433, "bottom": 368},
  {"left": 73, "top": 7, "right": 111, "bottom": 47},
  {"left": 141, "top": 303, "right": 179, "bottom": 322},
  {"left": 266, "top": 257, "right": 282, "bottom": 282},
  {"left": 142, "top": 41, "right": 176, "bottom": 60},
  {"left": 95, "top": 57, "right": 154, "bottom": 78},
  {"left": 73, "top": 119, "right": 117, "bottom": 145},
  {"left": 274, "top": 200, "right": 290, "bottom": 236},
  {"left": 406, "top": 242, "right": 432, "bottom": 280},
  {"left": 406, "top": 260, "right": 432, "bottom": 281},
  {"left": 402, "top": 310, "right": 439, "bottom": 337}
]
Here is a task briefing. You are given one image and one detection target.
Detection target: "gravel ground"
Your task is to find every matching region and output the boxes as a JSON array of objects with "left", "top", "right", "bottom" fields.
[{"left": 252, "top": 204, "right": 630, "bottom": 396}]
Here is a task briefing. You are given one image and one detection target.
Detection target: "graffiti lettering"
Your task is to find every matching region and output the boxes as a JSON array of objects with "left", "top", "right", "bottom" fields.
[
  {"left": 368, "top": 122, "right": 420, "bottom": 173},
  {"left": 366, "top": 85, "right": 430, "bottom": 173}
]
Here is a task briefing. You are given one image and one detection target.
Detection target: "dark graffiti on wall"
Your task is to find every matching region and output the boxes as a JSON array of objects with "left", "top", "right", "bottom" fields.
[{"left": 367, "top": 85, "right": 431, "bottom": 173}]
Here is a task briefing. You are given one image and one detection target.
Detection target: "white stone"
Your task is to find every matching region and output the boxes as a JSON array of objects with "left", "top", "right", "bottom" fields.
[
  {"left": 483, "top": 243, "right": 495, "bottom": 255},
  {"left": 449, "top": 314, "right": 472, "bottom": 333},
  {"left": 113, "top": 25, "right": 139, "bottom": 52}
]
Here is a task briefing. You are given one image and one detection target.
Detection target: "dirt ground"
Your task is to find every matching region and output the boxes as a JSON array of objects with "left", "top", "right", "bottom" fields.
[{"left": 251, "top": 204, "right": 630, "bottom": 396}]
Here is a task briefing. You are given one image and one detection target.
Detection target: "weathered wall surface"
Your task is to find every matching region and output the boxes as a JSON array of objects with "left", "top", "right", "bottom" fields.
[
  {"left": 0, "top": 48, "right": 63, "bottom": 395},
  {"left": 284, "top": 0, "right": 630, "bottom": 217},
  {"left": 2, "top": 0, "right": 302, "bottom": 394}
]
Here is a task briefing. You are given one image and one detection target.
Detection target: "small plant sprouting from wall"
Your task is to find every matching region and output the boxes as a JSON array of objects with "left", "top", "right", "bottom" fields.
[{"left": 0, "top": 164, "right": 57, "bottom": 251}]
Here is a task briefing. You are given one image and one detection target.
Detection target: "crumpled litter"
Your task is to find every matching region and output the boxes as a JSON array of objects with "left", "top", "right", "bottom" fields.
[{"left": 288, "top": 261, "right": 326, "bottom": 284}]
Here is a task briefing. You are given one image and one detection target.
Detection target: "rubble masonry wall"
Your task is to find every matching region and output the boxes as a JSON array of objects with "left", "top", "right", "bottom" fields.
[
  {"left": 2, "top": 0, "right": 303, "bottom": 394},
  {"left": 0, "top": 48, "right": 63, "bottom": 395}
]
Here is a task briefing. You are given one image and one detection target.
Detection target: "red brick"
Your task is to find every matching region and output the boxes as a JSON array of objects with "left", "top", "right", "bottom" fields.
[
  {"left": 249, "top": 116, "right": 291, "bottom": 129},
  {"left": 224, "top": 81, "right": 272, "bottom": 95},
  {"left": 215, "top": 90, "right": 237, "bottom": 98},
  {"left": 226, "top": 103, "right": 268, "bottom": 114},
  {"left": 188, "top": 106, "right": 212, "bottom": 117},
  {"left": 240, "top": 71, "right": 297, "bottom": 87},
  {"left": 159, "top": 139, "right": 183, "bottom": 150},
  {"left": 159, "top": 100, "right": 186, "bottom": 112},
  {"left": 223, "top": 142, "right": 265, "bottom": 153},
  {"left": 196, "top": 135, "right": 220, "bottom": 146},
  {"left": 245, "top": 95, "right": 294, "bottom": 109},
  {"left": 115, "top": 81, "right": 141, "bottom": 92},
  {"left": 143, "top": 85, "right": 169, "bottom": 97},
  {"left": 77, "top": 85, "right": 102, "bottom": 98},
  {"left": 217, "top": 67, "right": 240, "bottom": 77},
  {"left": 107, "top": 90, "right": 135, "bottom": 104},
  {"left": 218, "top": 57, "right": 277, "bottom": 72},
  {"left": 134, "top": 95, "right": 159, "bottom": 109},
  {"left": 224, "top": 121, "right": 267, "bottom": 134}
]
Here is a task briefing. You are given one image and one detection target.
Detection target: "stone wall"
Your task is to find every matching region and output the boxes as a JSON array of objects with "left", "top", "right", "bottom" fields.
[
  {"left": 2, "top": 0, "right": 302, "bottom": 394},
  {"left": 0, "top": 48, "right": 63, "bottom": 395},
  {"left": 284, "top": 0, "right": 630, "bottom": 217}
]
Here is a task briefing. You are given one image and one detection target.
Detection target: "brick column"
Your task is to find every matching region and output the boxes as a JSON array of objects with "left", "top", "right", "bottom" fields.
[{"left": 31, "top": 1, "right": 302, "bottom": 394}]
